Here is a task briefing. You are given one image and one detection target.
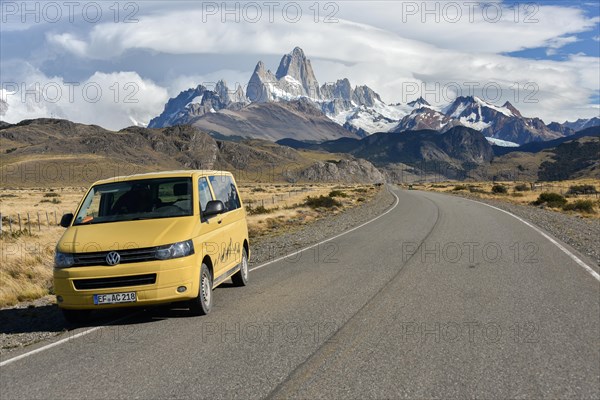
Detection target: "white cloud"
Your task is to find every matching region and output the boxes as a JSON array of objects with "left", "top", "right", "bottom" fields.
[
  {"left": 336, "top": 2, "right": 598, "bottom": 53},
  {"left": 45, "top": 2, "right": 599, "bottom": 59},
  {"left": 46, "top": 33, "right": 89, "bottom": 57},
  {"left": 1, "top": 64, "right": 169, "bottom": 130},
  {"left": 5, "top": 1, "right": 599, "bottom": 127}
]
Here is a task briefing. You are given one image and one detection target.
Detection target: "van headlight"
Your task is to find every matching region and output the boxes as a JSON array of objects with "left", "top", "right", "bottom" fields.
[
  {"left": 155, "top": 240, "right": 195, "bottom": 260},
  {"left": 54, "top": 251, "right": 75, "bottom": 268}
]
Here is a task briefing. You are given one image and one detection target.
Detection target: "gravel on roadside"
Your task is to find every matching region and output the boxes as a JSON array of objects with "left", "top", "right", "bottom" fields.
[
  {"left": 448, "top": 192, "right": 600, "bottom": 267},
  {"left": 0, "top": 186, "right": 396, "bottom": 356}
]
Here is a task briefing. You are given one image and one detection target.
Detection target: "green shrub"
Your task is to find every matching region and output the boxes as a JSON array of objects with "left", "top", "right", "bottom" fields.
[
  {"left": 328, "top": 190, "right": 348, "bottom": 198},
  {"left": 491, "top": 184, "right": 508, "bottom": 194},
  {"left": 468, "top": 185, "right": 485, "bottom": 193},
  {"left": 453, "top": 185, "right": 468, "bottom": 191},
  {"left": 563, "top": 200, "right": 595, "bottom": 213},
  {"left": 567, "top": 185, "right": 597, "bottom": 195},
  {"left": 305, "top": 196, "right": 342, "bottom": 209},
  {"left": 40, "top": 198, "right": 61, "bottom": 204},
  {"left": 514, "top": 184, "right": 530, "bottom": 192},
  {"left": 533, "top": 192, "right": 567, "bottom": 208},
  {"left": 248, "top": 205, "right": 273, "bottom": 215}
]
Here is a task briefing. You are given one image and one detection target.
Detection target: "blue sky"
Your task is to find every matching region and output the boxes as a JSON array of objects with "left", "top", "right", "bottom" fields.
[
  {"left": 1, "top": 1, "right": 599, "bottom": 129},
  {"left": 505, "top": 0, "right": 600, "bottom": 60}
]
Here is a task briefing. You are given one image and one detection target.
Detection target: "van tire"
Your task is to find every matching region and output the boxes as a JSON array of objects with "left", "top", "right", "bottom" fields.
[
  {"left": 231, "top": 248, "right": 249, "bottom": 287},
  {"left": 61, "top": 309, "right": 91, "bottom": 324},
  {"left": 189, "top": 263, "right": 213, "bottom": 315}
]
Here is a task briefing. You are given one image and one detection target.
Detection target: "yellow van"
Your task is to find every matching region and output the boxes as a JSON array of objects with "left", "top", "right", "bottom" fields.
[{"left": 53, "top": 170, "right": 249, "bottom": 322}]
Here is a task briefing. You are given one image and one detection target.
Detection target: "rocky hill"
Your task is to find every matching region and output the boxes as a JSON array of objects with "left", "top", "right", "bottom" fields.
[
  {"left": 492, "top": 126, "right": 600, "bottom": 156},
  {"left": 478, "top": 128, "right": 600, "bottom": 181},
  {"left": 279, "top": 126, "right": 495, "bottom": 180},
  {"left": 189, "top": 99, "right": 358, "bottom": 142},
  {"left": 0, "top": 119, "right": 384, "bottom": 186},
  {"left": 283, "top": 126, "right": 493, "bottom": 164},
  {"left": 293, "top": 159, "right": 386, "bottom": 184}
]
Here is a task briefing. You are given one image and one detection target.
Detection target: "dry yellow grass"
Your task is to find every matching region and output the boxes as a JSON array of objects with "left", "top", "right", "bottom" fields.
[
  {"left": 1, "top": 187, "right": 83, "bottom": 307},
  {"left": 243, "top": 184, "right": 378, "bottom": 238},
  {"left": 0, "top": 229, "right": 60, "bottom": 306},
  {"left": 412, "top": 179, "right": 600, "bottom": 219},
  {"left": 0, "top": 183, "right": 379, "bottom": 308}
]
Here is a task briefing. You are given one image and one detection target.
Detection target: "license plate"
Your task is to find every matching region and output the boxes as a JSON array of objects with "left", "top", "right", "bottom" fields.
[{"left": 94, "top": 292, "right": 137, "bottom": 305}]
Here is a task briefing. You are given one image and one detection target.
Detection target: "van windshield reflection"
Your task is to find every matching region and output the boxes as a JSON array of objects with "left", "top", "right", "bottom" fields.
[{"left": 73, "top": 178, "right": 193, "bottom": 225}]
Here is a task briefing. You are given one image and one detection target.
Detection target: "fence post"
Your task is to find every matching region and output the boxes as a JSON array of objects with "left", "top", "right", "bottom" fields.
[
  {"left": 46, "top": 211, "right": 50, "bottom": 227},
  {"left": 18, "top": 213, "right": 22, "bottom": 231},
  {"left": 37, "top": 212, "right": 41, "bottom": 231},
  {"left": 9, "top": 217, "right": 13, "bottom": 233},
  {"left": 27, "top": 212, "right": 31, "bottom": 234}
]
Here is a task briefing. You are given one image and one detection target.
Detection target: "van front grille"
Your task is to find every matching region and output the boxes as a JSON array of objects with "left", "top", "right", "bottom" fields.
[
  {"left": 72, "top": 247, "right": 158, "bottom": 267},
  {"left": 73, "top": 274, "right": 157, "bottom": 290}
]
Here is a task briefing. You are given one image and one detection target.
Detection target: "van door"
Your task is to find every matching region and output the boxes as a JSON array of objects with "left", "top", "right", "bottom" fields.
[
  {"left": 208, "top": 174, "right": 243, "bottom": 278},
  {"left": 196, "top": 177, "right": 228, "bottom": 276}
]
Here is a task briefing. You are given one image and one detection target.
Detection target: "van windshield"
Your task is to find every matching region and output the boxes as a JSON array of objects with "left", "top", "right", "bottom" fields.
[{"left": 73, "top": 177, "right": 193, "bottom": 225}]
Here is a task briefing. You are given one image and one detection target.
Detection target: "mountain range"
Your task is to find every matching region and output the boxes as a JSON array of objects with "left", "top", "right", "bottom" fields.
[{"left": 148, "top": 47, "right": 599, "bottom": 145}]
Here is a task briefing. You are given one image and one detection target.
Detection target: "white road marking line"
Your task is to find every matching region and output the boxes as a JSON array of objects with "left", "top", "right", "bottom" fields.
[
  {"left": 0, "top": 189, "right": 400, "bottom": 368},
  {"left": 467, "top": 198, "right": 600, "bottom": 282},
  {"left": 250, "top": 190, "right": 400, "bottom": 272},
  {"left": 0, "top": 313, "right": 134, "bottom": 367}
]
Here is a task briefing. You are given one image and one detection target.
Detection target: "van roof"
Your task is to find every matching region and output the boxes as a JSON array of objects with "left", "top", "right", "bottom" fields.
[{"left": 91, "top": 170, "right": 232, "bottom": 185}]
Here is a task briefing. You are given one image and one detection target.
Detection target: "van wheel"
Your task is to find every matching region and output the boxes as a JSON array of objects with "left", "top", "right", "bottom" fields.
[
  {"left": 189, "top": 263, "right": 213, "bottom": 315},
  {"left": 61, "top": 309, "right": 91, "bottom": 324},
  {"left": 231, "top": 248, "right": 249, "bottom": 287}
]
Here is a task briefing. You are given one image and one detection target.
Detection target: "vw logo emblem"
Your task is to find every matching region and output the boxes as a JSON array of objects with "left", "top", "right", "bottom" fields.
[{"left": 106, "top": 251, "right": 121, "bottom": 266}]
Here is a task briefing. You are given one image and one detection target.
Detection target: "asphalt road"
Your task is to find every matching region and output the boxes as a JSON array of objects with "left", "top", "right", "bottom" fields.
[{"left": 2, "top": 187, "right": 599, "bottom": 399}]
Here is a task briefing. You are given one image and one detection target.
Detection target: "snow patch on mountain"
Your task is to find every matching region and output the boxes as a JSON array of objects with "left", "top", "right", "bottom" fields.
[
  {"left": 459, "top": 114, "right": 491, "bottom": 130},
  {"left": 186, "top": 95, "right": 203, "bottom": 107},
  {"left": 474, "top": 96, "right": 513, "bottom": 117},
  {"left": 486, "top": 137, "right": 519, "bottom": 147}
]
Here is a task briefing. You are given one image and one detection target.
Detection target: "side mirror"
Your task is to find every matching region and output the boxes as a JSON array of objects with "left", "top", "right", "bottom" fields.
[
  {"left": 203, "top": 200, "right": 225, "bottom": 218},
  {"left": 60, "top": 213, "right": 74, "bottom": 228}
]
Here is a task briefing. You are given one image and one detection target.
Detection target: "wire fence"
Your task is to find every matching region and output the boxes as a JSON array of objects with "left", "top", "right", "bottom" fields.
[
  {"left": 0, "top": 210, "right": 63, "bottom": 235},
  {"left": 527, "top": 183, "right": 599, "bottom": 197},
  {"left": 244, "top": 188, "right": 313, "bottom": 211}
]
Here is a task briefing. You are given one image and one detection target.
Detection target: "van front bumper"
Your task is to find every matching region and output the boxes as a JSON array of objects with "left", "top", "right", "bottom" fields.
[{"left": 54, "top": 257, "right": 199, "bottom": 310}]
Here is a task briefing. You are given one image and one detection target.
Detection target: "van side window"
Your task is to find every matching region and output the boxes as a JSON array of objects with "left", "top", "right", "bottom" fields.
[
  {"left": 208, "top": 175, "right": 241, "bottom": 212},
  {"left": 198, "top": 177, "right": 213, "bottom": 213}
]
